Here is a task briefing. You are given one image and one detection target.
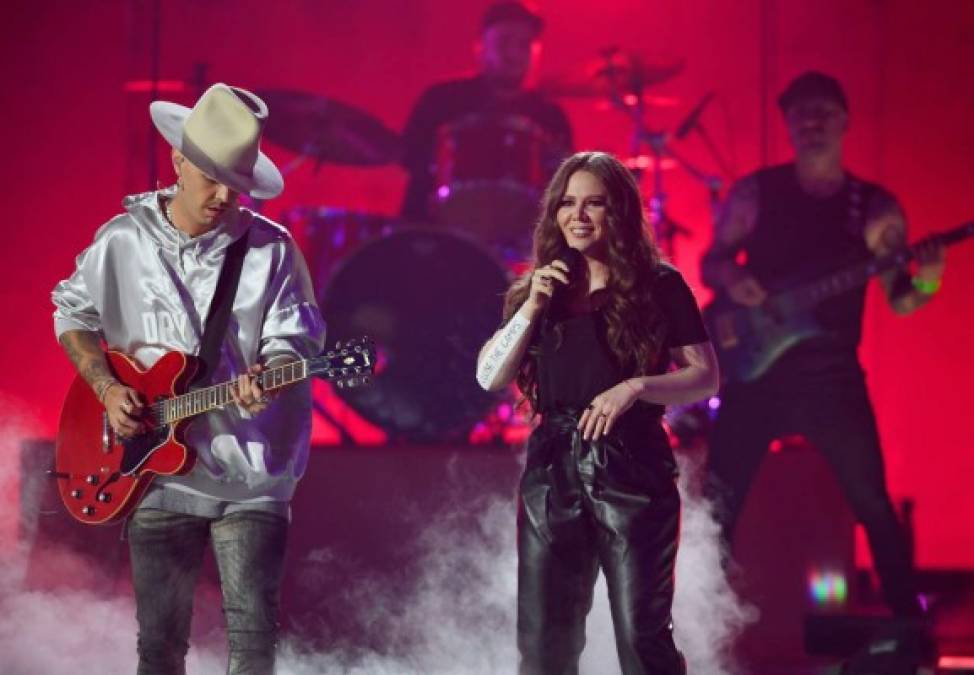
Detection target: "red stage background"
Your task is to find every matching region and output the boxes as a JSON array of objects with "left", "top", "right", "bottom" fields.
[{"left": 2, "top": 0, "right": 972, "bottom": 567}]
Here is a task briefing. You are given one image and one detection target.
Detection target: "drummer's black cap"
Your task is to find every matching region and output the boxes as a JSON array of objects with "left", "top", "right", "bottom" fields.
[
  {"left": 778, "top": 71, "right": 848, "bottom": 113},
  {"left": 482, "top": 1, "right": 544, "bottom": 36}
]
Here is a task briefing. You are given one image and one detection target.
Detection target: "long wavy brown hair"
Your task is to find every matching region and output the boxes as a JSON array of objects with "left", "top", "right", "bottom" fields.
[{"left": 503, "top": 151, "right": 666, "bottom": 413}]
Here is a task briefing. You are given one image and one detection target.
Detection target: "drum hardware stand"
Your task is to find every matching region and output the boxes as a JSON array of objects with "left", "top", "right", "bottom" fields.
[
  {"left": 598, "top": 51, "right": 729, "bottom": 258},
  {"left": 311, "top": 399, "right": 358, "bottom": 446},
  {"left": 676, "top": 92, "right": 735, "bottom": 181}
]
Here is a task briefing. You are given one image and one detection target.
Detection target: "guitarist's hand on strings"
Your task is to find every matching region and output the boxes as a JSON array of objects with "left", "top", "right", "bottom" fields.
[
  {"left": 726, "top": 269, "right": 768, "bottom": 307},
  {"left": 102, "top": 381, "right": 144, "bottom": 438},
  {"left": 232, "top": 364, "right": 273, "bottom": 415}
]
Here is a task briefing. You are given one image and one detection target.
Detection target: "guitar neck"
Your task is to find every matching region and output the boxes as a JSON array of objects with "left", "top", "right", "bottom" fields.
[
  {"left": 162, "top": 360, "right": 309, "bottom": 424},
  {"left": 779, "top": 221, "right": 973, "bottom": 311},
  {"left": 782, "top": 252, "right": 907, "bottom": 311}
]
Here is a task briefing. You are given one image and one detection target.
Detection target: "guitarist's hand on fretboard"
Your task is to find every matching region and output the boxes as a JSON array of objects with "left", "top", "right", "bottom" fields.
[
  {"left": 231, "top": 364, "right": 272, "bottom": 416},
  {"left": 913, "top": 237, "right": 947, "bottom": 285}
]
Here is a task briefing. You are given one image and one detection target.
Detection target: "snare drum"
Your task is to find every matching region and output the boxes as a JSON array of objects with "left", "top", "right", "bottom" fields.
[{"left": 432, "top": 113, "right": 558, "bottom": 254}]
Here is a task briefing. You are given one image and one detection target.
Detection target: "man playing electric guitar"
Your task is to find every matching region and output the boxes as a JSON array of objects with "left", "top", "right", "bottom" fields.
[
  {"left": 701, "top": 72, "right": 946, "bottom": 620},
  {"left": 52, "top": 84, "right": 326, "bottom": 674}
]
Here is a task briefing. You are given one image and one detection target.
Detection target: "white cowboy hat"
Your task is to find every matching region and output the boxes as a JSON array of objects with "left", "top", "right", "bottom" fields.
[{"left": 150, "top": 83, "right": 284, "bottom": 199}]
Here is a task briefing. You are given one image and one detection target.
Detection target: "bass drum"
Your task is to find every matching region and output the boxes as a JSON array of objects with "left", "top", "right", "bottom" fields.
[
  {"left": 321, "top": 229, "right": 511, "bottom": 442},
  {"left": 280, "top": 206, "right": 398, "bottom": 296}
]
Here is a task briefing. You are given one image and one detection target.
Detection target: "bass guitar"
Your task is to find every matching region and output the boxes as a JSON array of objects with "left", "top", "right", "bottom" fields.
[
  {"left": 54, "top": 337, "right": 375, "bottom": 524},
  {"left": 703, "top": 221, "right": 973, "bottom": 383}
]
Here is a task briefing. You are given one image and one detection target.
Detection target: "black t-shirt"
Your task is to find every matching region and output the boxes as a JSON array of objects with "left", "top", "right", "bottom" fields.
[
  {"left": 744, "top": 163, "right": 881, "bottom": 381},
  {"left": 400, "top": 75, "right": 573, "bottom": 221},
  {"left": 534, "top": 263, "right": 709, "bottom": 420}
]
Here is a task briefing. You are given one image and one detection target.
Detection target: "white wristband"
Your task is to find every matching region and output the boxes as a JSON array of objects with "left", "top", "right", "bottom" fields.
[{"left": 476, "top": 313, "right": 531, "bottom": 390}]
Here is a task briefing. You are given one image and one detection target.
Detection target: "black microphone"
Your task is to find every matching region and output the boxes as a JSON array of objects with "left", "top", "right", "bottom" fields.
[
  {"left": 541, "top": 245, "right": 584, "bottom": 334},
  {"left": 675, "top": 92, "right": 715, "bottom": 140},
  {"left": 550, "top": 245, "right": 586, "bottom": 304}
]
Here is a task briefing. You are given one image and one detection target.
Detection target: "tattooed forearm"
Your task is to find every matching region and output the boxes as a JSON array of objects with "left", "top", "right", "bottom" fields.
[
  {"left": 864, "top": 189, "right": 932, "bottom": 314},
  {"left": 59, "top": 330, "right": 116, "bottom": 398},
  {"left": 702, "top": 175, "right": 759, "bottom": 289}
]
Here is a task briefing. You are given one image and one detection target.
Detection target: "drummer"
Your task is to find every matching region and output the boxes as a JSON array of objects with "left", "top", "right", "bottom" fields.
[{"left": 400, "top": 1, "right": 573, "bottom": 224}]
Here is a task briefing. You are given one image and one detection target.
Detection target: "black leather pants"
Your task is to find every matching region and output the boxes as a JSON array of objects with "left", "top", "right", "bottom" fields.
[{"left": 517, "top": 411, "right": 687, "bottom": 675}]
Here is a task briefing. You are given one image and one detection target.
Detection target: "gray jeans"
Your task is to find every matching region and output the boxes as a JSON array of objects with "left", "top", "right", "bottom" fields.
[{"left": 127, "top": 508, "right": 289, "bottom": 675}]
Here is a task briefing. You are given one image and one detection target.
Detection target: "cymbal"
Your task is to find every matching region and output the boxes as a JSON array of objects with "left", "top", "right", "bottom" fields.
[
  {"left": 258, "top": 89, "right": 402, "bottom": 166},
  {"left": 539, "top": 51, "right": 683, "bottom": 100},
  {"left": 624, "top": 155, "right": 678, "bottom": 172},
  {"left": 592, "top": 93, "right": 681, "bottom": 108}
]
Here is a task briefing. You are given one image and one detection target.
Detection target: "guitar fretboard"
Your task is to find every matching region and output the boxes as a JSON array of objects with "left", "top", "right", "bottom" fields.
[
  {"left": 149, "top": 361, "right": 308, "bottom": 425},
  {"left": 774, "top": 222, "right": 973, "bottom": 312},
  {"left": 777, "top": 252, "right": 907, "bottom": 312}
]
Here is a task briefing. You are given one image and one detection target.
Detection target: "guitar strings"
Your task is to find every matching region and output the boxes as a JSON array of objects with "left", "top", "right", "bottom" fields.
[
  {"left": 146, "top": 359, "right": 308, "bottom": 424},
  {"left": 142, "top": 342, "right": 369, "bottom": 424}
]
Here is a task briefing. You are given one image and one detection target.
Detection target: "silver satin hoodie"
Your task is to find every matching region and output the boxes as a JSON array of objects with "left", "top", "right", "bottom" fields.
[{"left": 52, "top": 187, "right": 326, "bottom": 505}]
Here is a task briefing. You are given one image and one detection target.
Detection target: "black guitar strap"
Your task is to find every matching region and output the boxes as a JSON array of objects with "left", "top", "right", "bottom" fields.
[
  {"left": 192, "top": 231, "right": 250, "bottom": 387},
  {"left": 846, "top": 176, "right": 867, "bottom": 236}
]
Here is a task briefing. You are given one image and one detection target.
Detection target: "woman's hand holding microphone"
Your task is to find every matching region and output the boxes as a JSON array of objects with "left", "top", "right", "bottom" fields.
[{"left": 524, "top": 260, "right": 571, "bottom": 316}]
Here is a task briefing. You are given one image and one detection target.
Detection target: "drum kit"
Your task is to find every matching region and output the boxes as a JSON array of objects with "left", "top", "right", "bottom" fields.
[
  {"left": 433, "top": 112, "right": 561, "bottom": 255},
  {"left": 260, "top": 50, "right": 729, "bottom": 443}
]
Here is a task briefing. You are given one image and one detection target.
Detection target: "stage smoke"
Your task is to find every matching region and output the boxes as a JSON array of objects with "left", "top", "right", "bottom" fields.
[
  {"left": 672, "top": 451, "right": 757, "bottom": 674},
  {"left": 2, "top": 420, "right": 752, "bottom": 673},
  {"left": 272, "top": 451, "right": 753, "bottom": 674}
]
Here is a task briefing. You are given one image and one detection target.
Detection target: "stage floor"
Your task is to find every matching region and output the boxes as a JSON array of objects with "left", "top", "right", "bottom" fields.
[{"left": 16, "top": 440, "right": 974, "bottom": 674}]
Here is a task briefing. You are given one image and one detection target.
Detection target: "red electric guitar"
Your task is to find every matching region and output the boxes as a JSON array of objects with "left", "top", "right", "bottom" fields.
[{"left": 54, "top": 337, "right": 375, "bottom": 525}]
